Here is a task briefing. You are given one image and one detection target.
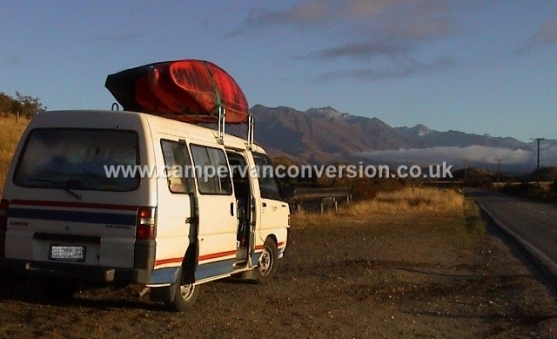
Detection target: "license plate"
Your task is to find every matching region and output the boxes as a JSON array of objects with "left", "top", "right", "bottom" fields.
[{"left": 50, "top": 245, "right": 86, "bottom": 261}]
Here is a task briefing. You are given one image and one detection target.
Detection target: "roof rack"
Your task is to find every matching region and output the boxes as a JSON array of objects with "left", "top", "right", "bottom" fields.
[
  {"left": 217, "top": 104, "right": 226, "bottom": 144},
  {"left": 247, "top": 114, "right": 254, "bottom": 150}
]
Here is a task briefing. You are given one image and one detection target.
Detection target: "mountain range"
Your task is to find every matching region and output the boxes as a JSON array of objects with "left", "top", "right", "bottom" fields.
[
  {"left": 249, "top": 105, "right": 410, "bottom": 163},
  {"left": 246, "top": 105, "right": 555, "bottom": 173}
]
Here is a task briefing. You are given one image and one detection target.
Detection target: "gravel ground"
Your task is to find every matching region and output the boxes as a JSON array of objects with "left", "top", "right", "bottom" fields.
[{"left": 0, "top": 201, "right": 556, "bottom": 339}]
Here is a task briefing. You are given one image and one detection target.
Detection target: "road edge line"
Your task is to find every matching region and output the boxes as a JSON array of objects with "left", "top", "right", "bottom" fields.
[{"left": 476, "top": 200, "right": 557, "bottom": 280}]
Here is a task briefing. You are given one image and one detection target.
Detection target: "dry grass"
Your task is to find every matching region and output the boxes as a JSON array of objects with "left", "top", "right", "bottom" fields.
[
  {"left": 292, "top": 187, "right": 464, "bottom": 227},
  {"left": 0, "top": 114, "right": 29, "bottom": 195},
  {"left": 461, "top": 197, "right": 486, "bottom": 238}
]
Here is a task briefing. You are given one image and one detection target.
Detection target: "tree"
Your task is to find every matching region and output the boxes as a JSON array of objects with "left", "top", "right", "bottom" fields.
[
  {"left": 0, "top": 91, "right": 45, "bottom": 117},
  {"left": 0, "top": 92, "right": 13, "bottom": 113},
  {"left": 15, "top": 91, "right": 45, "bottom": 117}
]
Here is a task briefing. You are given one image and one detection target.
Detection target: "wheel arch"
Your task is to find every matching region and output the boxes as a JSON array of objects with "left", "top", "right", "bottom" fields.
[{"left": 264, "top": 233, "right": 278, "bottom": 247}]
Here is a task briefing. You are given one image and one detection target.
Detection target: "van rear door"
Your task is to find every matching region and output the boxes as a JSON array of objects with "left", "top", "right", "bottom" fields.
[{"left": 5, "top": 128, "right": 143, "bottom": 277}]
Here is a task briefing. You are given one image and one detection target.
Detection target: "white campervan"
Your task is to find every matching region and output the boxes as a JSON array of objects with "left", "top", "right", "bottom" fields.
[{"left": 0, "top": 109, "right": 290, "bottom": 311}]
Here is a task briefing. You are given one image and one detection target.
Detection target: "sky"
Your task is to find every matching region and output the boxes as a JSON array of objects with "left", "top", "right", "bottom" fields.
[{"left": 1, "top": 0, "right": 557, "bottom": 144}]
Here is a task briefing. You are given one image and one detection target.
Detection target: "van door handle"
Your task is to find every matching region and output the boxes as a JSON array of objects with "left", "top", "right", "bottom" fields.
[{"left": 230, "top": 202, "right": 234, "bottom": 216}]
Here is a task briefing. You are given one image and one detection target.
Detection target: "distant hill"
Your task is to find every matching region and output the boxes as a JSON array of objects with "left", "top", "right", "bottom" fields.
[
  {"left": 396, "top": 125, "right": 526, "bottom": 149},
  {"left": 250, "top": 105, "right": 410, "bottom": 163},
  {"left": 249, "top": 105, "right": 541, "bottom": 168}
]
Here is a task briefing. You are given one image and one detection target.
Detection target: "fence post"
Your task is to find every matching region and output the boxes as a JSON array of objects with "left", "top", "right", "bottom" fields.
[{"left": 16, "top": 110, "right": 20, "bottom": 123}]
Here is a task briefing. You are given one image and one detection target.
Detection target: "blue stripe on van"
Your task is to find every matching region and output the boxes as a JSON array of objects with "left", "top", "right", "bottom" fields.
[
  {"left": 195, "top": 258, "right": 235, "bottom": 280},
  {"left": 8, "top": 208, "right": 136, "bottom": 225},
  {"left": 149, "top": 267, "right": 181, "bottom": 285}
]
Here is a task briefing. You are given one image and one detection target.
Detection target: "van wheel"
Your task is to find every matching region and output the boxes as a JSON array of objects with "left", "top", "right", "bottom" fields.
[
  {"left": 255, "top": 238, "right": 278, "bottom": 284},
  {"left": 167, "top": 274, "right": 200, "bottom": 312}
]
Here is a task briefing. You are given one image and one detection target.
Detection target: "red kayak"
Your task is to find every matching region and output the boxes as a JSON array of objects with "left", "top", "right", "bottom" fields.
[{"left": 105, "top": 59, "right": 249, "bottom": 124}]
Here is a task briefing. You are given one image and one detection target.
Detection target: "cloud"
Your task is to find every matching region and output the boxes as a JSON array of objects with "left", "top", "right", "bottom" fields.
[
  {"left": 300, "top": 41, "right": 411, "bottom": 61},
  {"left": 232, "top": 0, "right": 451, "bottom": 31},
  {"left": 517, "top": 17, "right": 557, "bottom": 53},
  {"left": 254, "top": 1, "right": 331, "bottom": 26},
  {"left": 230, "top": 0, "right": 455, "bottom": 40},
  {"left": 229, "top": 0, "right": 464, "bottom": 80},
  {"left": 226, "top": 1, "right": 332, "bottom": 38},
  {"left": 358, "top": 145, "right": 544, "bottom": 167},
  {"left": 315, "top": 56, "right": 456, "bottom": 81}
]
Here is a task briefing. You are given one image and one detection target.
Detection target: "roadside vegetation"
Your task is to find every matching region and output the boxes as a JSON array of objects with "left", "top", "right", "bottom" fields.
[
  {"left": 496, "top": 167, "right": 557, "bottom": 203},
  {"left": 292, "top": 187, "right": 464, "bottom": 227},
  {"left": 0, "top": 91, "right": 45, "bottom": 118},
  {"left": 450, "top": 164, "right": 557, "bottom": 203},
  {"left": 0, "top": 114, "right": 29, "bottom": 195},
  {"left": 0, "top": 91, "right": 43, "bottom": 195}
]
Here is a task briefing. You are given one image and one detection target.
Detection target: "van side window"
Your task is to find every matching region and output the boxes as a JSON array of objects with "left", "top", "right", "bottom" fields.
[
  {"left": 190, "top": 145, "right": 232, "bottom": 195},
  {"left": 161, "top": 140, "right": 195, "bottom": 194},
  {"left": 253, "top": 154, "right": 282, "bottom": 200}
]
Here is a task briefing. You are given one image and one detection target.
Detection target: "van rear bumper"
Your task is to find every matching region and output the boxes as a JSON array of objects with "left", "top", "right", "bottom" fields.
[{"left": 0, "top": 259, "right": 151, "bottom": 285}]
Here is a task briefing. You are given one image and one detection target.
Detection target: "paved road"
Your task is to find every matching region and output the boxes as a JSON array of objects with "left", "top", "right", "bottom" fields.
[{"left": 466, "top": 188, "right": 557, "bottom": 277}]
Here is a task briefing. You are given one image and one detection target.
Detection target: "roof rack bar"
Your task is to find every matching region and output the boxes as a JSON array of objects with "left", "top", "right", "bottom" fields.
[
  {"left": 217, "top": 104, "right": 226, "bottom": 144},
  {"left": 247, "top": 114, "right": 254, "bottom": 150}
]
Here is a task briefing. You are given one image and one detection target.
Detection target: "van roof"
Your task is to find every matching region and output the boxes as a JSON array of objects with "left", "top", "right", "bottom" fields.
[{"left": 31, "top": 110, "right": 265, "bottom": 153}]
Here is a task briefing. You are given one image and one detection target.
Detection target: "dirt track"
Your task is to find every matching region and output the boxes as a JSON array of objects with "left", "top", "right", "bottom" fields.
[{"left": 1, "top": 201, "right": 556, "bottom": 339}]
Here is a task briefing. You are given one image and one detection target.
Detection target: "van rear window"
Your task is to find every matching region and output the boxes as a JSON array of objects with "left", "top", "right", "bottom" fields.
[{"left": 13, "top": 129, "right": 140, "bottom": 192}]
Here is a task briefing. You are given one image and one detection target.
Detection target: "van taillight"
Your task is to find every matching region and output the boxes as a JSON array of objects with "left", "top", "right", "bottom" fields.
[
  {"left": 0, "top": 199, "right": 8, "bottom": 231},
  {"left": 136, "top": 207, "right": 156, "bottom": 240}
]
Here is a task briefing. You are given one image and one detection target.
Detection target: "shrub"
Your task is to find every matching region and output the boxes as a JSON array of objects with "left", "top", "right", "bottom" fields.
[
  {"left": 351, "top": 179, "right": 377, "bottom": 200},
  {"left": 551, "top": 179, "right": 557, "bottom": 193}
]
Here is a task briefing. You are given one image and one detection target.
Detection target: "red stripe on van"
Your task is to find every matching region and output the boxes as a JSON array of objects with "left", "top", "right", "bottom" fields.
[
  {"left": 154, "top": 249, "right": 238, "bottom": 267},
  {"left": 154, "top": 257, "right": 183, "bottom": 266},
  {"left": 9, "top": 199, "right": 140, "bottom": 211},
  {"left": 199, "top": 250, "right": 237, "bottom": 261},
  {"left": 254, "top": 242, "right": 285, "bottom": 251}
]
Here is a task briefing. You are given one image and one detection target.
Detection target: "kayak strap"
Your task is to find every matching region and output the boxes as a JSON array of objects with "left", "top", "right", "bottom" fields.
[
  {"left": 203, "top": 61, "right": 222, "bottom": 114},
  {"left": 202, "top": 61, "right": 226, "bottom": 143}
]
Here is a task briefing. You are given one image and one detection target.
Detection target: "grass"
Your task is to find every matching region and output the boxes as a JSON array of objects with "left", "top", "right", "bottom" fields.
[
  {"left": 291, "top": 186, "right": 487, "bottom": 248},
  {"left": 462, "top": 197, "right": 486, "bottom": 237},
  {"left": 292, "top": 187, "right": 465, "bottom": 227},
  {"left": 0, "top": 114, "right": 29, "bottom": 196},
  {"left": 447, "top": 196, "right": 487, "bottom": 247}
]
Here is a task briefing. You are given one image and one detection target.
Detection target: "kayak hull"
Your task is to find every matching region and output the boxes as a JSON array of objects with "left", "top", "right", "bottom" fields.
[{"left": 105, "top": 59, "right": 249, "bottom": 124}]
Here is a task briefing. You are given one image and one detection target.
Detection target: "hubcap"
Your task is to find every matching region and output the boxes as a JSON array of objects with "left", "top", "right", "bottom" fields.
[
  {"left": 259, "top": 247, "right": 272, "bottom": 274},
  {"left": 180, "top": 284, "right": 194, "bottom": 299}
]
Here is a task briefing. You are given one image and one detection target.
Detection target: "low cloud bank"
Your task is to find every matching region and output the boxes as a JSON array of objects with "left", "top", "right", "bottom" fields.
[{"left": 358, "top": 145, "right": 557, "bottom": 169}]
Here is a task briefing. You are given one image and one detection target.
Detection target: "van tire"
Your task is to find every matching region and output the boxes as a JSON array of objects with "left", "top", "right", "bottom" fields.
[
  {"left": 255, "top": 238, "right": 278, "bottom": 284},
  {"left": 167, "top": 272, "right": 200, "bottom": 312}
]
